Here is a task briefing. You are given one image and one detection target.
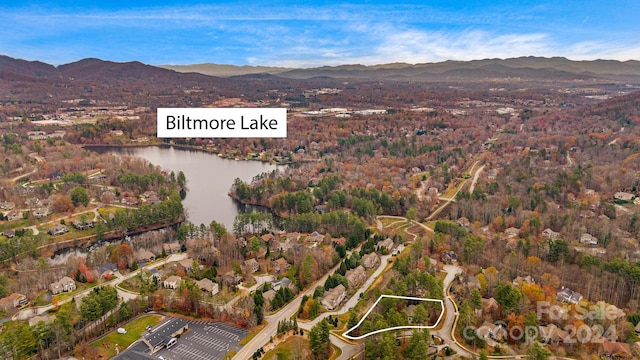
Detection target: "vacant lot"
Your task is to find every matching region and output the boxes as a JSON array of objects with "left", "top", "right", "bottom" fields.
[{"left": 264, "top": 336, "right": 311, "bottom": 360}]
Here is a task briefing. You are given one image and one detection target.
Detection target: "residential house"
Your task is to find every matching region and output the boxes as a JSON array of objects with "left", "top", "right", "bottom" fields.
[
  {"left": 26, "top": 198, "right": 42, "bottom": 207},
  {"left": 244, "top": 258, "right": 260, "bottom": 273},
  {"left": 332, "top": 237, "right": 346, "bottom": 247},
  {"left": 48, "top": 224, "right": 68, "bottom": 236},
  {"left": 580, "top": 233, "right": 598, "bottom": 246},
  {"left": 320, "top": 284, "right": 346, "bottom": 310},
  {"left": 33, "top": 207, "right": 50, "bottom": 218},
  {"left": 378, "top": 238, "right": 395, "bottom": 253},
  {"left": 271, "top": 258, "right": 290, "bottom": 274},
  {"left": 50, "top": 276, "right": 76, "bottom": 294},
  {"left": 512, "top": 275, "right": 535, "bottom": 287},
  {"left": 141, "top": 191, "right": 158, "bottom": 200},
  {"left": 0, "top": 201, "right": 15, "bottom": 210},
  {"left": 362, "top": 252, "right": 379, "bottom": 269},
  {"left": 504, "top": 227, "right": 520, "bottom": 238},
  {"left": 614, "top": 192, "right": 635, "bottom": 202},
  {"left": 262, "top": 290, "right": 276, "bottom": 308},
  {"left": 476, "top": 321, "right": 504, "bottom": 341},
  {"left": 284, "top": 232, "right": 301, "bottom": 242},
  {"left": 3, "top": 229, "right": 15, "bottom": 238},
  {"left": 442, "top": 251, "right": 458, "bottom": 264},
  {"left": 542, "top": 228, "right": 560, "bottom": 240},
  {"left": 306, "top": 231, "right": 325, "bottom": 243},
  {"left": 601, "top": 340, "right": 633, "bottom": 359},
  {"left": 135, "top": 250, "right": 156, "bottom": 264},
  {"left": 99, "top": 263, "right": 118, "bottom": 279},
  {"left": 196, "top": 278, "right": 219, "bottom": 296},
  {"left": 101, "top": 190, "right": 117, "bottom": 203},
  {"left": 71, "top": 219, "right": 94, "bottom": 230},
  {"left": 481, "top": 297, "right": 499, "bottom": 314},
  {"left": 0, "top": 293, "right": 27, "bottom": 311},
  {"left": 538, "top": 324, "right": 569, "bottom": 344},
  {"left": 271, "top": 277, "right": 293, "bottom": 292},
  {"left": 261, "top": 233, "right": 274, "bottom": 243},
  {"left": 456, "top": 217, "right": 470, "bottom": 228},
  {"left": 556, "top": 287, "right": 583, "bottom": 304},
  {"left": 148, "top": 269, "right": 161, "bottom": 282},
  {"left": 222, "top": 271, "right": 242, "bottom": 287},
  {"left": 163, "top": 276, "right": 181, "bottom": 289},
  {"left": 163, "top": 242, "right": 181, "bottom": 254},
  {"left": 345, "top": 265, "right": 367, "bottom": 288},
  {"left": 6, "top": 210, "right": 21, "bottom": 221},
  {"left": 121, "top": 197, "right": 139, "bottom": 206},
  {"left": 177, "top": 258, "right": 195, "bottom": 274}
]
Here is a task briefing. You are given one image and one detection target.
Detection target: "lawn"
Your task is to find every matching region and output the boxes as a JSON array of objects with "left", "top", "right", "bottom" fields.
[
  {"left": 90, "top": 314, "right": 162, "bottom": 359},
  {"left": 118, "top": 277, "right": 142, "bottom": 293},
  {"left": 263, "top": 336, "right": 311, "bottom": 360}
]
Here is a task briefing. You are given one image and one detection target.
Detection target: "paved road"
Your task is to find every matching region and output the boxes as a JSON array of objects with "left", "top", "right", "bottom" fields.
[
  {"left": 231, "top": 256, "right": 348, "bottom": 360},
  {"left": 431, "top": 265, "right": 472, "bottom": 357},
  {"left": 468, "top": 164, "right": 485, "bottom": 195}
]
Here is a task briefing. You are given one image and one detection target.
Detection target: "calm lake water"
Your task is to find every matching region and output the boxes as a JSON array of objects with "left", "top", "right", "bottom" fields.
[{"left": 89, "top": 146, "right": 280, "bottom": 229}]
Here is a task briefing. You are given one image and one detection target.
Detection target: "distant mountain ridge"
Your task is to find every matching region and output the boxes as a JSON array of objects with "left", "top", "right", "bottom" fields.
[
  {"left": 161, "top": 56, "right": 640, "bottom": 80},
  {"left": 1, "top": 54, "right": 640, "bottom": 84},
  {"left": 0, "top": 55, "right": 227, "bottom": 85}
]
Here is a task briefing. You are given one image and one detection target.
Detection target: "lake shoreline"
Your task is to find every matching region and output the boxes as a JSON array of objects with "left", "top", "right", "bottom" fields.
[{"left": 85, "top": 145, "right": 283, "bottom": 229}]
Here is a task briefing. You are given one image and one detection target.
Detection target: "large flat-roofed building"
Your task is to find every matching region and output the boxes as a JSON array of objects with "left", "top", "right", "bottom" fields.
[{"left": 141, "top": 317, "right": 189, "bottom": 354}]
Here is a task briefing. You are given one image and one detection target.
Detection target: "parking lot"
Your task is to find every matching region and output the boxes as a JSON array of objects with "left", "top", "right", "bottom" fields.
[{"left": 152, "top": 319, "right": 248, "bottom": 360}]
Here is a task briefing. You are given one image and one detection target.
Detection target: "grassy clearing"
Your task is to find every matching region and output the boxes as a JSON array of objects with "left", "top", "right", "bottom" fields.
[
  {"left": 379, "top": 217, "right": 400, "bottom": 227},
  {"left": 90, "top": 314, "right": 162, "bottom": 359},
  {"left": 263, "top": 336, "right": 310, "bottom": 360}
]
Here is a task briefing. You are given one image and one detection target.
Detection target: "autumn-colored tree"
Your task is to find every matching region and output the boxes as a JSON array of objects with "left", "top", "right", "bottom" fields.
[
  {"left": 505, "top": 313, "right": 526, "bottom": 344},
  {"left": 521, "top": 283, "right": 546, "bottom": 304},
  {"left": 152, "top": 296, "right": 164, "bottom": 311},
  {"left": 52, "top": 195, "right": 74, "bottom": 213},
  {"left": 111, "top": 243, "right": 134, "bottom": 270},
  {"left": 526, "top": 256, "right": 541, "bottom": 273},
  {"left": 77, "top": 258, "right": 96, "bottom": 283}
]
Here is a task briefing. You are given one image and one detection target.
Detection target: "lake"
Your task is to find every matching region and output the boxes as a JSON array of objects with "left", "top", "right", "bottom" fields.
[{"left": 88, "top": 146, "right": 280, "bottom": 230}]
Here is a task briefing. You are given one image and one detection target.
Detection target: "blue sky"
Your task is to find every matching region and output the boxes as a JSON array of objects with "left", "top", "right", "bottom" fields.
[{"left": 1, "top": 1, "right": 638, "bottom": 67}]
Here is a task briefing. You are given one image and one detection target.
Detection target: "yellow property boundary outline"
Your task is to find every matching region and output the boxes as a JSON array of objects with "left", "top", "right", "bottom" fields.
[{"left": 342, "top": 295, "right": 445, "bottom": 340}]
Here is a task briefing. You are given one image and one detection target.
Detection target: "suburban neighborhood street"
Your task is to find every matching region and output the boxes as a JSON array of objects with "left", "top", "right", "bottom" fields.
[{"left": 12, "top": 253, "right": 187, "bottom": 321}]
